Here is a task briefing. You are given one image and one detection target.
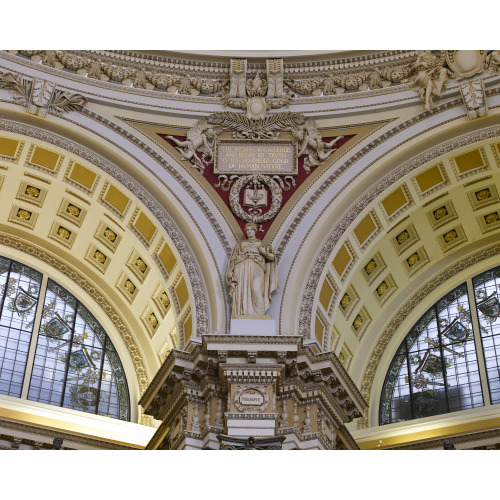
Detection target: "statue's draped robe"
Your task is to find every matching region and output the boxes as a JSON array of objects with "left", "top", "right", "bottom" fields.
[{"left": 226, "top": 239, "right": 278, "bottom": 316}]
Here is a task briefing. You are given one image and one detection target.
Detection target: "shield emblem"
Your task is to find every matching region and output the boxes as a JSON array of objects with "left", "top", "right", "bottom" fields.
[
  {"left": 478, "top": 293, "right": 500, "bottom": 319},
  {"left": 13, "top": 288, "right": 37, "bottom": 314},
  {"left": 445, "top": 51, "right": 486, "bottom": 79},
  {"left": 70, "top": 350, "right": 90, "bottom": 370},
  {"left": 421, "top": 354, "right": 443, "bottom": 376},
  {"left": 44, "top": 314, "right": 70, "bottom": 339},
  {"left": 442, "top": 318, "right": 469, "bottom": 342}
]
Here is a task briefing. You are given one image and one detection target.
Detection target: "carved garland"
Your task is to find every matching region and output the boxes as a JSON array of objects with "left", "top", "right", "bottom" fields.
[
  {"left": 357, "top": 243, "right": 500, "bottom": 429},
  {"left": 4, "top": 50, "right": 422, "bottom": 97},
  {"left": 229, "top": 174, "right": 282, "bottom": 224}
]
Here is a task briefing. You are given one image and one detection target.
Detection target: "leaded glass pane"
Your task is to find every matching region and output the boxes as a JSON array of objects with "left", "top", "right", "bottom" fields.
[
  {"left": 473, "top": 265, "right": 500, "bottom": 404},
  {"left": 27, "top": 280, "right": 129, "bottom": 420},
  {"left": 380, "top": 349, "right": 411, "bottom": 425},
  {"left": 380, "top": 284, "right": 483, "bottom": 425},
  {"left": 0, "top": 258, "right": 42, "bottom": 397},
  {"left": 0, "top": 257, "right": 130, "bottom": 420}
]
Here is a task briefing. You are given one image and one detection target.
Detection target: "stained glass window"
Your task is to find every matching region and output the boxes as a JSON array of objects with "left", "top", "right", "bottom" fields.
[
  {"left": 0, "top": 256, "right": 129, "bottom": 420},
  {"left": 380, "top": 283, "right": 483, "bottom": 425},
  {"left": 0, "top": 257, "right": 42, "bottom": 397},
  {"left": 473, "top": 266, "right": 500, "bottom": 405}
]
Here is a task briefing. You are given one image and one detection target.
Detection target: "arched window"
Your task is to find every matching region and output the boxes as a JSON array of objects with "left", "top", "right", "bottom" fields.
[
  {"left": 0, "top": 256, "right": 130, "bottom": 420},
  {"left": 380, "top": 265, "right": 500, "bottom": 425}
]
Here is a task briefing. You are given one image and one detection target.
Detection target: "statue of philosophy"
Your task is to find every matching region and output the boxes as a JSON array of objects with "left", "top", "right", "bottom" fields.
[{"left": 226, "top": 223, "right": 278, "bottom": 317}]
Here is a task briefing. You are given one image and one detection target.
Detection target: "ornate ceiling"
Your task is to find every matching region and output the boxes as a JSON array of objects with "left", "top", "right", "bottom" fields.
[{"left": 1, "top": 49, "right": 500, "bottom": 449}]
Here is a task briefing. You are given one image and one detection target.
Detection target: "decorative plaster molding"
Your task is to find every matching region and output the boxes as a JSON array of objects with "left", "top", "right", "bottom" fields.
[
  {"left": 276, "top": 98, "right": 464, "bottom": 263},
  {"left": 0, "top": 417, "right": 135, "bottom": 450},
  {"left": 0, "top": 117, "right": 211, "bottom": 338},
  {"left": 294, "top": 119, "right": 500, "bottom": 339},
  {"left": 83, "top": 110, "right": 232, "bottom": 260},
  {"left": 388, "top": 428, "right": 500, "bottom": 450},
  {"left": 460, "top": 79, "right": 488, "bottom": 120},
  {"left": 1, "top": 50, "right": 428, "bottom": 101},
  {"left": 0, "top": 71, "right": 87, "bottom": 117}
]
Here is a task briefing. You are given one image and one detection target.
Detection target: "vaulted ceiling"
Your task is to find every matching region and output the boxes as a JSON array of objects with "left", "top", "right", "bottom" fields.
[{"left": 1, "top": 50, "right": 500, "bottom": 446}]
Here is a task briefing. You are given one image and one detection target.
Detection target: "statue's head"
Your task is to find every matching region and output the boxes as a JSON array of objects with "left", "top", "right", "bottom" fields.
[{"left": 245, "top": 222, "right": 258, "bottom": 237}]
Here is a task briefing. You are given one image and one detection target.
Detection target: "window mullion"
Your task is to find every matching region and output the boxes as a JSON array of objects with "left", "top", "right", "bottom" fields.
[
  {"left": 20, "top": 274, "right": 49, "bottom": 399},
  {"left": 467, "top": 277, "right": 491, "bottom": 406},
  {"left": 58, "top": 301, "right": 79, "bottom": 408}
]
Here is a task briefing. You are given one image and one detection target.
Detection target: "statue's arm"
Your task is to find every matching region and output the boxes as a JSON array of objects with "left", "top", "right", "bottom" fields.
[
  {"left": 226, "top": 245, "right": 239, "bottom": 283},
  {"left": 259, "top": 245, "right": 275, "bottom": 261},
  {"left": 297, "top": 136, "right": 308, "bottom": 157}
]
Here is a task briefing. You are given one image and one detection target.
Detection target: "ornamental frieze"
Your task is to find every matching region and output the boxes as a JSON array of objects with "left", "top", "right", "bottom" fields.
[
  {"left": 0, "top": 71, "right": 87, "bottom": 117},
  {"left": 7, "top": 50, "right": 498, "bottom": 115},
  {"left": 161, "top": 112, "right": 353, "bottom": 237}
]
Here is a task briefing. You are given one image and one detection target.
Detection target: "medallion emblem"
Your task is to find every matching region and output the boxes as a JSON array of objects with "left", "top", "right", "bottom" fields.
[
  {"left": 478, "top": 293, "right": 500, "bottom": 319},
  {"left": 13, "top": 288, "right": 37, "bottom": 314}
]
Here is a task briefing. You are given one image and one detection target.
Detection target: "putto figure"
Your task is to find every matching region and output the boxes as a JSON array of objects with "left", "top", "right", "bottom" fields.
[
  {"left": 291, "top": 119, "right": 344, "bottom": 173},
  {"left": 226, "top": 223, "right": 278, "bottom": 317},
  {"left": 412, "top": 51, "right": 451, "bottom": 110},
  {"left": 166, "top": 118, "right": 217, "bottom": 173}
]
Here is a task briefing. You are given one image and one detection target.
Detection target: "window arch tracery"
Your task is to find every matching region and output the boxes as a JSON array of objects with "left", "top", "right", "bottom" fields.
[
  {"left": 0, "top": 255, "right": 130, "bottom": 420},
  {"left": 380, "top": 264, "right": 500, "bottom": 425}
]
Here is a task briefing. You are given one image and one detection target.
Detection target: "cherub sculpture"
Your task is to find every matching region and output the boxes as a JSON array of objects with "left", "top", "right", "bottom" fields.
[
  {"left": 485, "top": 51, "right": 500, "bottom": 75},
  {"left": 166, "top": 118, "right": 218, "bottom": 173},
  {"left": 291, "top": 119, "right": 344, "bottom": 173},
  {"left": 412, "top": 51, "right": 452, "bottom": 110}
]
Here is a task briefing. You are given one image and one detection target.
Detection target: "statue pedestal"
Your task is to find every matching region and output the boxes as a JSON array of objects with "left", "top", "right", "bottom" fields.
[
  {"left": 140, "top": 334, "right": 367, "bottom": 450},
  {"left": 230, "top": 317, "right": 276, "bottom": 335}
]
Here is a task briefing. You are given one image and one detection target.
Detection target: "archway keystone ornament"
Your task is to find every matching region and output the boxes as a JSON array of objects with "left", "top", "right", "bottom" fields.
[{"left": 444, "top": 50, "right": 487, "bottom": 80}]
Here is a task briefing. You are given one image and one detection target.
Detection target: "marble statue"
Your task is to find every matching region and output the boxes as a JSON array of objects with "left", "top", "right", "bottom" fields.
[
  {"left": 226, "top": 222, "right": 278, "bottom": 317},
  {"left": 291, "top": 118, "right": 344, "bottom": 173},
  {"left": 166, "top": 118, "right": 217, "bottom": 173},
  {"left": 412, "top": 51, "right": 451, "bottom": 110},
  {"left": 486, "top": 51, "right": 500, "bottom": 75}
]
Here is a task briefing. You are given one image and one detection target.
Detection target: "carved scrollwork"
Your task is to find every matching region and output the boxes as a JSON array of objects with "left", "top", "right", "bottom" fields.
[
  {"left": 229, "top": 174, "right": 282, "bottom": 224},
  {"left": 214, "top": 174, "right": 238, "bottom": 191},
  {"left": 234, "top": 385, "right": 269, "bottom": 413},
  {"left": 272, "top": 175, "right": 296, "bottom": 191},
  {"left": 208, "top": 111, "right": 304, "bottom": 142},
  {"left": 0, "top": 71, "right": 87, "bottom": 117}
]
